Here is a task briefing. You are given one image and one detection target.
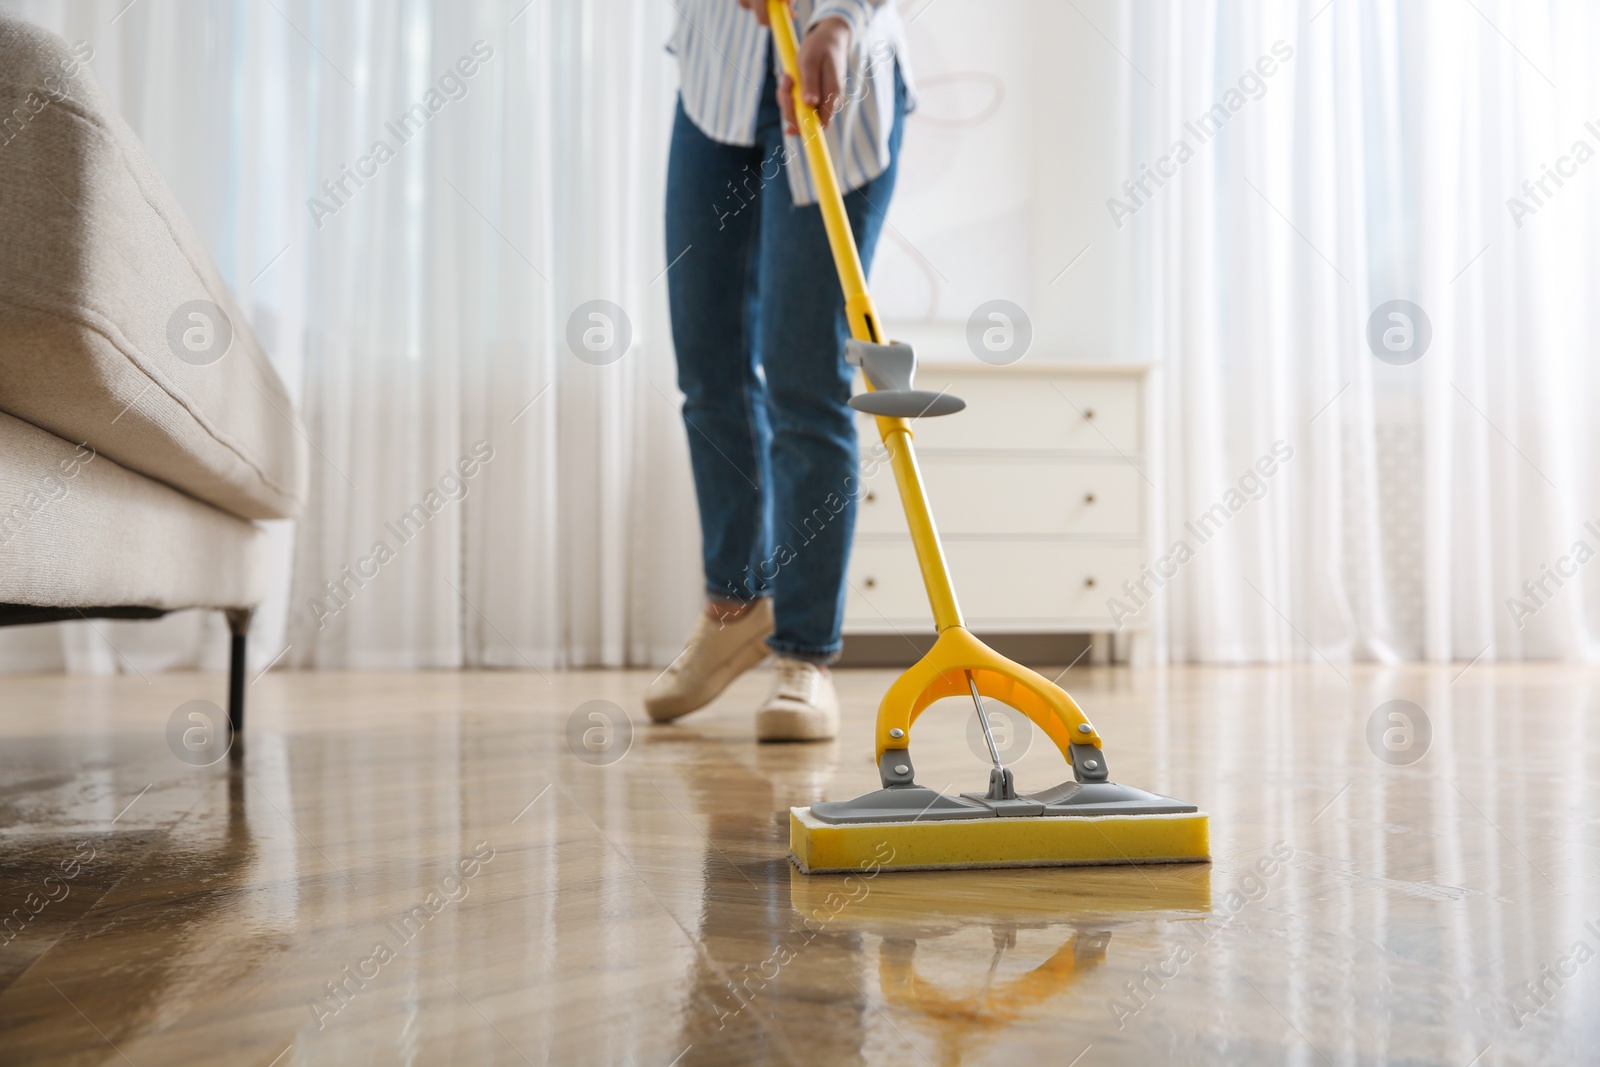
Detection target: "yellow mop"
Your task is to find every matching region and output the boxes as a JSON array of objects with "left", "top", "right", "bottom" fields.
[{"left": 771, "top": 2, "right": 1209, "bottom": 874}]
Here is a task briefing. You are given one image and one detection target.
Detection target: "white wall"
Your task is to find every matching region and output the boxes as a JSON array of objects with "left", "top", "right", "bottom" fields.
[{"left": 879, "top": 0, "right": 1133, "bottom": 365}]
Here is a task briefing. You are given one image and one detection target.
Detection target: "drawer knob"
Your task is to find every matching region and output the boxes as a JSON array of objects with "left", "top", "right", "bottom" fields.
[
  {"left": 864, "top": 577, "right": 877, "bottom": 589},
  {"left": 1083, "top": 408, "right": 1096, "bottom": 421},
  {"left": 1083, "top": 492, "right": 1096, "bottom": 504},
  {"left": 1083, "top": 576, "right": 1097, "bottom": 589}
]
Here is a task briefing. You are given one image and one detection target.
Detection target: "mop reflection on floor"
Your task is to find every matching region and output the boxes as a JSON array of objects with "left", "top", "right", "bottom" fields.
[
  {"left": 875, "top": 927, "right": 1112, "bottom": 1067},
  {"left": 787, "top": 864, "right": 1212, "bottom": 1064}
]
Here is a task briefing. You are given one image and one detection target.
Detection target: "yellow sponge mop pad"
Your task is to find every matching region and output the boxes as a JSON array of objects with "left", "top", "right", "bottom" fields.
[{"left": 790, "top": 807, "right": 1210, "bottom": 875}]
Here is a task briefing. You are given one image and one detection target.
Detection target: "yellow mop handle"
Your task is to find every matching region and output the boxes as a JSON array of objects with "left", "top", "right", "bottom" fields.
[{"left": 768, "top": 1, "right": 964, "bottom": 632}]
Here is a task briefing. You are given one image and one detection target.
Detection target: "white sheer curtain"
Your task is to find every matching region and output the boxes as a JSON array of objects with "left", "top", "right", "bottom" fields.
[
  {"left": 1122, "top": 0, "right": 1600, "bottom": 664},
  {"left": 0, "top": 0, "right": 702, "bottom": 672}
]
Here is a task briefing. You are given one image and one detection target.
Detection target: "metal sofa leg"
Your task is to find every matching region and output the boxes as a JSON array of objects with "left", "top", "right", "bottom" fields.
[{"left": 224, "top": 607, "right": 254, "bottom": 740}]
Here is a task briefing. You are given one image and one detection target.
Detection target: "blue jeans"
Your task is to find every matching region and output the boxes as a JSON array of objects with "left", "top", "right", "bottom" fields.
[{"left": 665, "top": 57, "right": 905, "bottom": 663}]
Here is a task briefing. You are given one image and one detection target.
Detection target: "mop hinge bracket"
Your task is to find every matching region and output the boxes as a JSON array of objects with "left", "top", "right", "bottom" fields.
[
  {"left": 878, "top": 749, "right": 917, "bottom": 788},
  {"left": 1070, "top": 742, "right": 1110, "bottom": 783}
]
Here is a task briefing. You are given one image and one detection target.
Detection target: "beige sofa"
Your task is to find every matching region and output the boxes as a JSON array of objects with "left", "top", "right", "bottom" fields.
[{"left": 0, "top": 12, "right": 307, "bottom": 737}]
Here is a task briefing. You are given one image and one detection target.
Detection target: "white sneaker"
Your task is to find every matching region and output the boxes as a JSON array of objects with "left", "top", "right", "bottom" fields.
[
  {"left": 645, "top": 600, "right": 774, "bottom": 722},
  {"left": 755, "top": 657, "right": 840, "bottom": 742}
]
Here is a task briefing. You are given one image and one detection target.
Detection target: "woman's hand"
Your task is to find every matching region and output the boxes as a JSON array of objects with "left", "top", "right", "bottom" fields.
[
  {"left": 735, "top": 0, "right": 775, "bottom": 25},
  {"left": 779, "top": 17, "right": 851, "bottom": 134},
  {"left": 736, "top": 1, "right": 852, "bottom": 135}
]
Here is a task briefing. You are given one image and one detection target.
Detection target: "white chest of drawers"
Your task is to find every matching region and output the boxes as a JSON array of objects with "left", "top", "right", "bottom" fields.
[{"left": 843, "top": 362, "right": 1152, "bottom": 664}]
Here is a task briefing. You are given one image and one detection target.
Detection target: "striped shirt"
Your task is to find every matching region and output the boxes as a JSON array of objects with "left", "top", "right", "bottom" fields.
[{"left": 668, "top": 0, "right": 914, "bottom": 206}]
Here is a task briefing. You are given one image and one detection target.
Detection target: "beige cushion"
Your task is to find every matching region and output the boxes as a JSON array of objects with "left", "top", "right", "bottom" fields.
[
  {"left": 0, "top": 12, "right": 306, "bottom": 522},
  {"left": 0, "top": 410, "right": 268, "bottom": 611}
]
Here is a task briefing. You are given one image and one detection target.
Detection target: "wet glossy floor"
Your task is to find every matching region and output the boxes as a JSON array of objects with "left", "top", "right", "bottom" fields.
[{"left": 0, "top": 663, "right": 1596, "bottom": 1066}]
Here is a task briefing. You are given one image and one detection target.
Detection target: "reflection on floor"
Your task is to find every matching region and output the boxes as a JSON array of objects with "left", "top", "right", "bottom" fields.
[{"left": 0, "top": 663, "right": 1595, "bottom": 1065}]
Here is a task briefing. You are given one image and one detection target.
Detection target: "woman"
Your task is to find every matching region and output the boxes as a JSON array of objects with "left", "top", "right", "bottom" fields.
[{"left": 647, "top": 0, "right": 912, "bottom": 740}]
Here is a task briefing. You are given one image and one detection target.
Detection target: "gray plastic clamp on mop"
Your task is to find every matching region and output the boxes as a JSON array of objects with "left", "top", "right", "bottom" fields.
[
  {"left": 845, "top": 339, "right": 966, "bottom": 418},
  {"left": 808, "top": 745, "right": 1198, "bottom": 824}
]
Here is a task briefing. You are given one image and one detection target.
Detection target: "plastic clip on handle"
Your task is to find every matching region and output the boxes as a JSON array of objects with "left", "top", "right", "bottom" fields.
[{"left": 766, "top": 0, "right": 965, "bottom": 632}]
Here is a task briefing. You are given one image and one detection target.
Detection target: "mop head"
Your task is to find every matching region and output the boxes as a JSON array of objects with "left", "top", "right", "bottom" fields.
[{"left": 788, "top": 784, "right": 1210, "bottom": 874}]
